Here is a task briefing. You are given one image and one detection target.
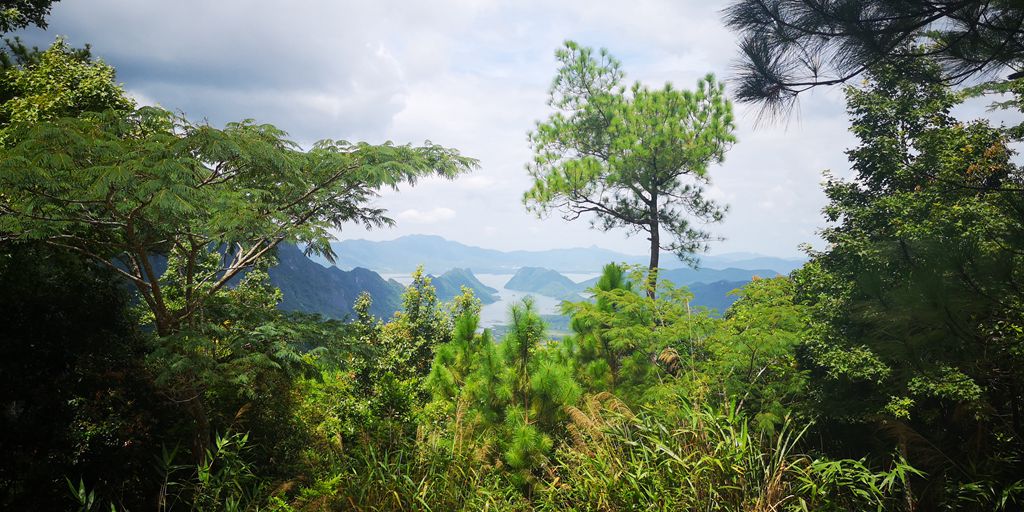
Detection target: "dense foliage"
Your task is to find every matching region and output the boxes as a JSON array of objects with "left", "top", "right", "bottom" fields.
[{"left": 795, "top": 58, "right": 1024, "bottom": 508}]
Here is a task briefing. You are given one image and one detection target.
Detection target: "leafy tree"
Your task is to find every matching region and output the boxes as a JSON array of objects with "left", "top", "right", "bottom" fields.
[
  {"left": 563, "top": 268, "right": 807, "bottom": 432},
  {"left": 381, "top": 267, "right": 453, "bottom": 380},
  {"left": 0, "top": 38, "right": 131, "bottom": 143},
  {"left": 145, "top": 259, "right": 326, "bottom": 461},
  {"left": 0, "top": 41, "right": 158, "bottom": 506},
  {"left": 796, "top": 57, "right": 1024, "bottom": 507},
  {"left": 562, "top": 266, "right": 717, "bottom": 404},
  {"left": 724, "top": 0, "right": 1024, "bottom": 116},
  {"left": 524, "top": 41, "right": 736, "bottom": 296},
  {"left": 0, "top": 44, "right": 475, "bottom": 337},
  {"left": 0, "top": 39, "right": 476, "bottom": 470},
  {"left": 0, "top": 108, "right": 476, "bottom": 337},
  {"left": 0, "top": 0, "right": 59, "bottom": 33},
  {"left": 707, "top": 276, "right": 809, "bottom": 433}
]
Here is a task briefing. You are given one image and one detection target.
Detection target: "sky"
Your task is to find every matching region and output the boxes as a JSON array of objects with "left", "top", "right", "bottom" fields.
[{"left": 17, "top": 1, "right": 887, "bottom": 259}]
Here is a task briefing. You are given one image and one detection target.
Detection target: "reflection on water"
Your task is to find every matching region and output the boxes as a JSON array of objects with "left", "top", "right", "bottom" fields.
[{"left": 381, "top": 272, "right": 600, "bottom": 328}]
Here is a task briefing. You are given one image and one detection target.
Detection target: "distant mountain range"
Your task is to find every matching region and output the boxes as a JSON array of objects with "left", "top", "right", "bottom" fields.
[
  {"left": 144, "top": 243, "right": 405, "bottom": 320},
  {"left": 505, "top": 264, "right": 763, "bottom": 315},
  {"left": 662, "top": 266, "right": 780, "bottom": 284},
  {"left": 257, "top": 237, "right": 803, "bottom": 321},
  {"left": 312, "top": 235, "right": 806, "bottom": 274},
  {"left": 270, "top": 245, "right": 497, "bottom": 320},
  {"left": 574, "top": 266, "right": 781, "bottom": 289}
]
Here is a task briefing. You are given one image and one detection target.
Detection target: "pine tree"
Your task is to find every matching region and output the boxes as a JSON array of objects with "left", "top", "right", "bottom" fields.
[
  {"left": 524, "top": 41, "right": 736, "bottom": 296},
  {"left": 426, "top": 305, "right": 482, "bottom": 402},
  {"left": 564, "top": 263, "right": 634, "bottom": 391},
  {"left": 424, "top": 297, "right": 581, "bottom": 486},
  {"left": 501, "top": 298, "right": 547, "bottom": 416},
  {"left": 496, "top": 299, "right": 580, "bottom": 485}
]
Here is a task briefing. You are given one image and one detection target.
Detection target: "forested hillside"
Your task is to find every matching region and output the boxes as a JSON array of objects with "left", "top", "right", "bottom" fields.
[
  {"left": 274, "top": 245, "right": 499, "bottom": 318},
  {"left": 271, "top": 243, "right": 404, "bottom": 318},
  {"left": 428, "top": 267, "right": 500, "bottom": 304},
  {"left": 1, "top": 2, "right": 1022, "bottom": 511},
  {"left": 505, "top": 266, "right": 584, "bottom": 301}
]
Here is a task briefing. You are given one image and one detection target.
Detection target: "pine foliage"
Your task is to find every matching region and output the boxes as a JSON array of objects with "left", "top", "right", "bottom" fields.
[
  {"left": 524, "top": 41, "right": 736, "bottom": 290},
  {"left": 724, "top": 0, "right": 1024, "bottom": 118}
]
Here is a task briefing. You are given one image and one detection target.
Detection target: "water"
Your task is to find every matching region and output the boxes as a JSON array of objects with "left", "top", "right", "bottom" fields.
[
  {"left": 475, "top": 274, "right": 560, "bottom": 327},
  {"left": 381, "top": 272, "right": 600, "bottom": 328}
]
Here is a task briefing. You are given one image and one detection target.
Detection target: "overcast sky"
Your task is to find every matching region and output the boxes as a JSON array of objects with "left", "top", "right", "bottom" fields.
[{"left": 18, "top": 0, "right": 871, "bottom": 259}]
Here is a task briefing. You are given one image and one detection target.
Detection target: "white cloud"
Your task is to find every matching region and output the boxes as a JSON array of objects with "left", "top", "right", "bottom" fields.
[
  {"left": 397, "top": 207, "right": 457, "bottom": 224},
  {"left": 125, "top": 88, "right": 158, "bottom": 107},
  {"left": 457, "top": 175, "right": 500, "bottom": 190},
  {"left": 19, "top": 0, "right": 882, "bottom": 258}
]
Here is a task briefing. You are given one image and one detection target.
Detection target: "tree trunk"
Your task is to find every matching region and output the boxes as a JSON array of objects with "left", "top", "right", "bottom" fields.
[
  {"left": 648, "top": 221, "right": 659, "bottom": 299},
  {"left": 184, "top": 390, "right": 212, "bottom": 464}
]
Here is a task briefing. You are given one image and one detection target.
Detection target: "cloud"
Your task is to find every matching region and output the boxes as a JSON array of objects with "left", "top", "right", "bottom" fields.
[
  {"left": 125, "top": 88, "right": 157, "bottom": 107},
  {"left": 457, "top": 175, "right": 500, "bottom": 190},
  {"left": 16, "top": 0, "right": 872, "bottom": 258},
  {"left": 397, "top": 207, "right": 457, "bottom": 224}
]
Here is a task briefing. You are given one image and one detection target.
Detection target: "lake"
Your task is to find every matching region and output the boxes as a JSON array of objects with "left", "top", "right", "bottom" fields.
[{"left": 381, "top": 272, "right": 600, "bottom": 327}]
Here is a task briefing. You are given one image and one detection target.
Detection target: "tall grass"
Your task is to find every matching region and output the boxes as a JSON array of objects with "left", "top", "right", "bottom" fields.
[
  {"left": 538, "top": 394, "right": 919, "bottom": 511},
  {"left": 268, "top": 442, "right": 530, "bottom": 511},
  {"left": 157, "top": 431, "right": 264, "bottom": 512},
  {"left": 270, "top": 393, "right": 918, "bottom": 511}
]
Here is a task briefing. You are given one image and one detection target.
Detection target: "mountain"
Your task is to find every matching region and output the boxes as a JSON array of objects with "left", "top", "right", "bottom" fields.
[
  {"left": 687, "top": 280, "right": 746, "bottom": 313},
  {"left": 269, "top": 243, "right": 403, "bottom": 319},
  {"left": 505, "top": 266, "right": 748, "bottom": 317},
  {"left": 151, "top": 242, "right": 781, "bottom": 321},
  {"left": 696, "top": 254, "right": 806, "bottom": 274},
  {"left": 429, "top": 268, "right": 499, "bottom": 304},
  {"left": 321, "top": 235, "right": 516, "bottom": 273},
  {"left": 505, "top": 267, "right": 584, "bottom": 301},
  {"left": 317, "top": 235, "right": 805, "bottom": 274},
  {"left": 576, "top": 266, "right": 780, "bottom": 290},
  {"left": 659, "top": 267, "right": 781, "bottom": 285},
  {"left": 502, "top": 246, "right": 647, "bottom": 274}
]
